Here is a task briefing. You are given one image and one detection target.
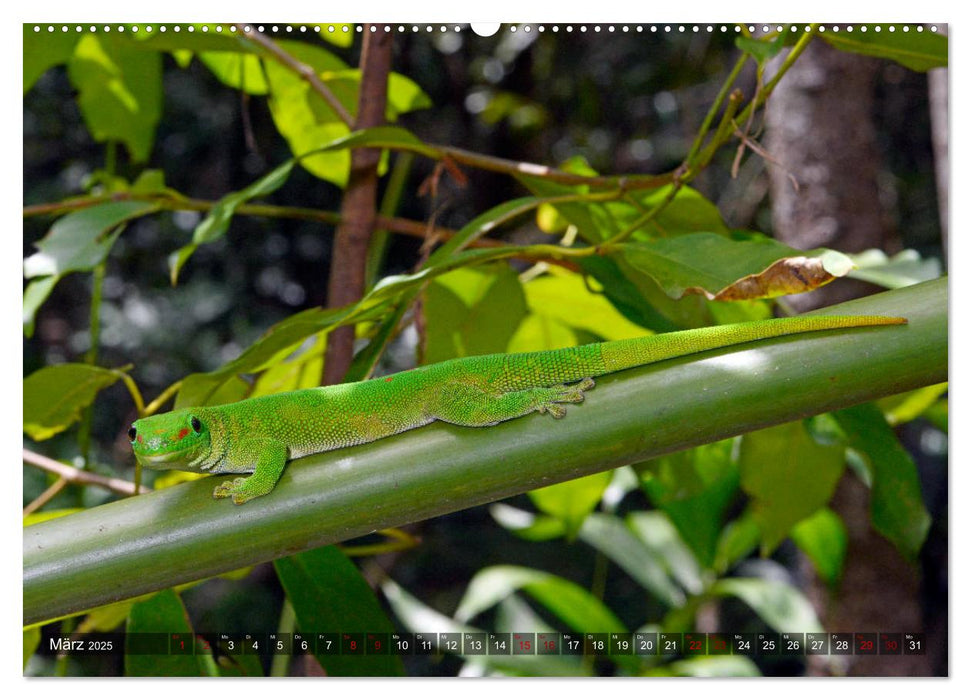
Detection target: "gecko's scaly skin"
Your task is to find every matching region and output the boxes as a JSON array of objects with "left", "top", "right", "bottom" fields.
[{"left": 130, "top": 315, "right": 905, "bottom": 504}]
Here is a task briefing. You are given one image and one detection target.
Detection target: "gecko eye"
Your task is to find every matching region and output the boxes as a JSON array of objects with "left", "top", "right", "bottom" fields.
[
  {"left": 190, "top": 416, "right": 202, "bottom": 433},
  {"left": 128, "top": 426, "right": 137, "bottom": 441}
]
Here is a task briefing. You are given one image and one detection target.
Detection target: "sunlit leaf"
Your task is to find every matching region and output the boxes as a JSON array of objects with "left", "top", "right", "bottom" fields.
[
  {"left": 24, "top": 364, "right": 125, "bottom": 440},
  {"left": 790, "top": 508, "right": 847, "bottom": 586},
  {"left": 821, "top": 25, "right": 947, "bottom": 71},
  {"left": 739, "top": 420, "right": 845, "bottom": 554},
  {"left": 67, "top": 34, "right": 162, "bottom": 161}
]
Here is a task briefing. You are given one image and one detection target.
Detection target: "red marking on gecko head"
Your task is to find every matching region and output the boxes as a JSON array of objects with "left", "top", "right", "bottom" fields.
[
  {"left": 176, "top": 428, "right": 190, "bottom": 440},
  {"left": 385, "top": 376, "right": 393, "bottom": 382},
  {"left": 137, "top": 435, "right": 144, "bottom": 444}
]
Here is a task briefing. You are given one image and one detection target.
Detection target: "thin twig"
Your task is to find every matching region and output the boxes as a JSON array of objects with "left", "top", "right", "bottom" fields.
[
  {"left": 23, "top": 448, "right": 148, "bottom": 497},
  {"left": 240, "top": 24, "right": 354, "bottom": 127},
  {"left": 23, "top": 477, "right": 69, "bottom": 517}
]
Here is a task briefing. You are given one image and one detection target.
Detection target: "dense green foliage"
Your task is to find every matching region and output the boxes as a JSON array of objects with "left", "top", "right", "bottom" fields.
[{"left": 23, "top": 23, "right": 946, "bottom": 677}]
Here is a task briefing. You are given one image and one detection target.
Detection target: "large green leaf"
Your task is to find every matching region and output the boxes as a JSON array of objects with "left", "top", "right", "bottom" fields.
[
  {"left": 424, "top": 264, "right": 528, "bottom": 363},
  {"left": 847, "top": 249, "right": 942, "bottom": 289},
  {"left": 66, "top": 34, "right": 162, "bottom": 161},
  {"left": 637, "top": 439, "right": 740, "bottom": 566},
  {"left": 265, "top": 59, "right": 351, "bottom": 185},
  {"left": 821, "top": 25, "right": 947, "bottom": 72},
  {"left": 274, "top": 546, "right": 403, "bottom": 676},
  {"left": 739, "top": 420, "right": 846, "bottom": 553},
  {"left": 23, "top": 25, "right": 81, "bottom": 92},
  {"left": 615, "top": 233, "right": 856, "bottom": 301},
  {"left": 24, "top": 364, "right": 125, "bottom": 441},
  {"left": 125, "top": 589, "right": 213, "bottom": 677},
  {"left": 454, "top": 565, "right": 626, "bottom": 633},
  {"left": 382, "top": 579, "right": 585, "bottom": 676},
  {"left": 23, "top": 197, "right": 156, "bottom": 334},
  {"left": 790, "top": 508, "right": 848, "bottom": 586},
  {"left": 527, "top": 471, "right": 612, "bottom": 540},
  {"left": 520, "top": 173, "right": 728, "bottom": 245},
  {"left": 710, "top": 578, "right": 824, "bottom": 634},
  {"left": 199, "top": 52, "right": 268, "bottom": 94},
  {"left": 24, "top": 201, "right": 157, "bottom": 279},
  {"left": 520, "top": 268, "right": 649, "bottom": 341},
  {"left": 833, "top": 403, "right": 931, "bottom": 559},
  {"left": 579, "top": 512, "right": 688, "bottom": 607}
]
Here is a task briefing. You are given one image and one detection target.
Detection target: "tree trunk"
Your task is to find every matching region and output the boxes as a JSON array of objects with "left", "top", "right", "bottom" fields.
[
  {"left": 765, "top": 38, "right": 934, "bottom": 676},
  {"left": 323, "top": 27, "right": 393, "bottom": 385},
  {"left": 765, "top": 39, "right": 895, "bottom": 312}
]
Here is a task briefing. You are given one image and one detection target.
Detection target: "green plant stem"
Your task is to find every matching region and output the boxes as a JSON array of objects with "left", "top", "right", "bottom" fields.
[
  {"left": 366, "top": 152, "right": 414, "bottom": 289},
  {"left": 683, "top": 53, "right": 750, "bottom": 166},
  {"left": 22, "top": 279, "right": 946, "bottom": 625}
]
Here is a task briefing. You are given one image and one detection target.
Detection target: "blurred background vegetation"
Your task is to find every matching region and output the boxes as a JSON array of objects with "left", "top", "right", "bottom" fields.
[{"left": 23, "top": 23, "right": 946, "bottom": 677}]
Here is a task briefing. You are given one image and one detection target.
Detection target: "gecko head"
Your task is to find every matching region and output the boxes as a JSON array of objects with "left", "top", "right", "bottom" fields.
[{"left": 129, "top": 409, "right": 212, "bottom": 472}]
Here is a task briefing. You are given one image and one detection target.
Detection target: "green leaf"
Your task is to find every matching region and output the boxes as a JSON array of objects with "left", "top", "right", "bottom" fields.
[
  {"left": 319, "top": 24, "right": 355, "bottom": 48},
  {"left": 615, "top": 233, "right": 856, "bottom": 301},
  {"left": 527, "top": 471, "right": 612, "bottom": 539},
  {"left": 382, "top": 579, "right": 585, "bottom": 676},
  {"left": 790, "top": 508, "right": 848, "bottom": 586},
  {"left": 23, "top": 200, "right": 153, "bottom": 335},
  {"left": 735, "top": 34, "right": 786, "bottom": 62},
  {"left": 199, "top": 52, "right": 268, "bottom": 94},
  {"left": 326, "top": 70, "right": 432, "bottom": 120},
  {"left": 521, "top": 268, "right": 649, "bottom": 341},
  {"left": 424, "top": 264, "right": 527, "bottom": 363},
  {"left": 650, "top": 656, "right": 761, "bottom": 677},
  {"left": 488, "top": 503, "right": 568, "bottom": 541},
  {"left": 66, "top": 35, "right": 162, "bottom": 161},
  {"left": 832, "top": 403, "right": 931, "bottom": 559},
  {"left": 710, "top": 578, "right": 824, "bottom": 634},
  {"left": 265, "top": 62, "right": 350, "bottom": 185},
  {"left": 427, "top": 196, "right": 541, "bottom": 263},
  {"left": 578, "top": 255, "right": 684, "bottom": 333},
  {"left": 24, "top": 364, "right": 124, "bottom": 440},
  {"left": 821, "top": 26, "right": 947, "bottom": 72},
  {"left": 169, "top": 159, "right": 296, "bottom": 283},
  {"left": 636, "top": 440, "right": 740, "bottom": 566},
  {"left": 275, "top": 546, "right": 403, "bottom": 676},
  {"left": 24, "top": 201, "right": 157, "bottom": 279},
  {"left": 624, "top": 511, "right": 705, "bottom": 596},
  {"left": 22, "top": 277, "right": 58, "bottom": 338},
  {"left": 579, "top": 512, "right": 688, "bottom": 607},
  {"left": 739, "top": 420, "right": 846, "bottom": 554},
  {"left": 126, "top": 589, "right": 212, "bottom": 677},
  {"left": 23, "top": 25, "right": 81, "bottom": 93},
  {"left": 175, "top": 373, "right": 250, "bottom": 410},
  {"left": 713, "top": 513, "right": 761, "bottom": 574},
  {"left": 507, "top": 314, "right": 578, "bottom": 355},
  {"left": 879, "top": 382, "right": 948, "bottom": 426},
  {"left": 130, "top": 169, "right": 169, "bottom": 195},
  {"left": 23, "top": 627, "right": 40, "bottom": 670},
  {"left": 251, "top": 334, "right": 327, "bottom": 396},
  {"left": 847, "top": 249, "right": 942, "bottom": 289},
  {"left": 454, "top": 565, "right": 626, "bottom": 633}
]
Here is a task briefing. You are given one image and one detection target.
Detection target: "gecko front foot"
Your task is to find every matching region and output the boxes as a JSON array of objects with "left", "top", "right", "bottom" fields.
[
  {"left": 213, "top": 477, "right": 247, "bottom": 502},
  {"left": 538, "top": 378, "right": 596, "bottom": 418},
  {"left": 213, "top": 477, "right": 269, "bottom": 505}
]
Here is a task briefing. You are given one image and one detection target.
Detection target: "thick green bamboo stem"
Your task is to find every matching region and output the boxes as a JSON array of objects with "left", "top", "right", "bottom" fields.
[{"left": 23, "top": 278, "right": 946, "bottom": 625}]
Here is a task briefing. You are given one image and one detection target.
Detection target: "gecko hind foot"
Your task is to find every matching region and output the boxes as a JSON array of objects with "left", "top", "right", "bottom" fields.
[{"left": 538, "top": 378, "right": 596, "bottom": 419}]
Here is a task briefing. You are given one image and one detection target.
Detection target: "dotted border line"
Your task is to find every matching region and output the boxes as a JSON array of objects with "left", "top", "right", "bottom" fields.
[{"left": 30, "top": 24, "right": 943, "bottom": 36}]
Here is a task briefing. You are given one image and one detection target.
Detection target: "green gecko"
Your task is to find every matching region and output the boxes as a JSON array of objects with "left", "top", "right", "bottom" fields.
[{"left": 129, "top": 314, "right": 905, "bottom": 504}]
